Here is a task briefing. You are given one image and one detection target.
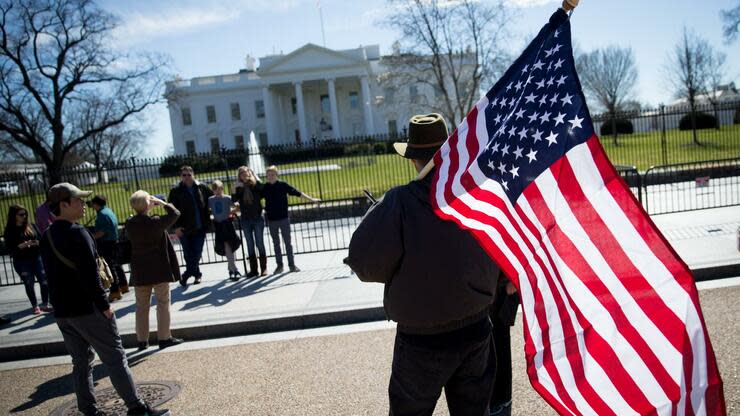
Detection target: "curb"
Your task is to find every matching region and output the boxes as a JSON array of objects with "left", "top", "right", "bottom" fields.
[{"left": 0, "top": 306, "right": 386, "bottom": 362}]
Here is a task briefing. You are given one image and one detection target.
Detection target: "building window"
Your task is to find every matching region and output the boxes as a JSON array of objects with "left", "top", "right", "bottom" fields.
[
  {"left": 230, "top": 103, "right": 241, "bottom": 121},
  {"left": 320, "top": 94, "right": 330, "bottom": 114},
  {"left": 258, "top": 132, "right": 268, "bottom": 147},
  {"left": 206, "top": 105, "right": 217, "bottom": 123},
  {"left": 210, "top": 137, "right": 220, "bottom": 153},
  {"left": 294, "top": 129, "right": 301, "bottom": 145},
  {"left": 388, "top": 120, "right": 398, "bottom": 138},
  {"left": 255, "top": 100, "right": 265, "bottom": 118},
  {"left": 185, "top": 140, "right": 196, "bottom": 154},
  {"left": 384, "top": 88, "right": 395, "bottom": 104},
  {"left": 409, "top": 85, "right": 419, "bottom": 102},
  {"left": 234, "top": 135, "right": 245, "bottom": 150},
  {"left": 181, "top": 108, "right": 192, "bottom": 126},
  {"left": 291, "top": 97, "right": 297, "bottom": 114},
  {"left": 349, "top": 92, "right": 359, "bottom": 109}
]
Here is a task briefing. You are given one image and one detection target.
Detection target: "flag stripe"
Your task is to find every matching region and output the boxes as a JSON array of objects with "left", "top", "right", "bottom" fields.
[{"left": 585, "top": 139, "right": 726, "bottom": 415}]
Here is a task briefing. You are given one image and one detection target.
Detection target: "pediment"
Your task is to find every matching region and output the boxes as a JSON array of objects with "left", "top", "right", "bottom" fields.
[{"left": 258, "top": 44, "right": 365, "bottom": 75}]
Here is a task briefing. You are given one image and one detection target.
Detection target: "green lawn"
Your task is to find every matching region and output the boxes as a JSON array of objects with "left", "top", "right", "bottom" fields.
[{"left": 1, "top": 124, "right": 737, "bottom": 236}]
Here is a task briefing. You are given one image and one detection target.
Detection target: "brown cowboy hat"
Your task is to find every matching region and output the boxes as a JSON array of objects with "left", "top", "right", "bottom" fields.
[{"left": 393, "top": 113, "right": 448, "bottom": 160}]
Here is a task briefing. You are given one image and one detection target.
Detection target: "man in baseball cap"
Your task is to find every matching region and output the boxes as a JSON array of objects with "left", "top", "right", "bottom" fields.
[{"left": 40, "top": 182, "right": 169, "bottom": 416}]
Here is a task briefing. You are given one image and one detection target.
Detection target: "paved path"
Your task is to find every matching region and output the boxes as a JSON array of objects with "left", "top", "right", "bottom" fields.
[
  {"left": 0, "top": 278, "right": 737, "bottom": 415},
  {"left": 0, "top": 206, "right": 738, "bottom": 362}
]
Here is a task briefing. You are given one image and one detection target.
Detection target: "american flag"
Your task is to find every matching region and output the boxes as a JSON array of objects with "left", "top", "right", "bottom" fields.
[{"left": 430, "top": 9, "right": 726, "bottom": 415}]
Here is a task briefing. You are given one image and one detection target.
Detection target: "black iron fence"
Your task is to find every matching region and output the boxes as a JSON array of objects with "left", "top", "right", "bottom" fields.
[{"left": 0, "top": 102, "right": 738, "bottom": 285}]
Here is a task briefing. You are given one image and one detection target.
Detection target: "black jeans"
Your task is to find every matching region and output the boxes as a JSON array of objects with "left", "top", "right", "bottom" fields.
[
  {"left": 388, "top": 328, "right": 496, "bottom": 416},
  {"left": 56, "top": 311, "right": 144, "bottom": 414},
  {"left": 97, "top": 240, "right": 127, "bottom": 292}
]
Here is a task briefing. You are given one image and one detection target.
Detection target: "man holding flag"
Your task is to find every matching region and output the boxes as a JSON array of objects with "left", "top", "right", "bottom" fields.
[{"left": 350, "top": 0, "right": 726, "bottom": 414}]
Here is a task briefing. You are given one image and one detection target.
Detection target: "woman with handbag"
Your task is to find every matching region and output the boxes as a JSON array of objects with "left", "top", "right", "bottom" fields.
[
  {"left": 125, "top": 190, "right": 184, "bottom": 351},
  {"left": 3, "top": 204, "right": 51, "bottom": 314}
]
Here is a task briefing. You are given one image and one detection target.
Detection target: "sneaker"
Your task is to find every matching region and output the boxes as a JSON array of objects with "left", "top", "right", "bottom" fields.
[
  {"left": 158, "top": 337, "right": 184, "bottom": 350},
  {"left": 126, "top": 402, "right": 170, "bottom": 416},
  {"left": 108, "top": 290, "right": 122, "bottom": 302},
  {"left": 40, "top": 304, "right": 54, "bottom": 313},
  {"left": 136, "top": 342, "right": 149, "bottom": 352},
  {"left": 273, "top": 265, "right": 284, "bottom": 274},
  {"left": 32, "top": 306, "right": 41, "bottom": 315},
  {"left": 289, "top": 265, "right": 301, "bottom": 273}
]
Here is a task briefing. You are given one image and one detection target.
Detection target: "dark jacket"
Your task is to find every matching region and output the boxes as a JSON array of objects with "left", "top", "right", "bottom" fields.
[
  {"left": 168, "top": 181, "right": 213, "bottom": 234},
  {"left": 346, "top": 173, "right": 500, "bottom": 335},
  {"left": 262, "top": 181, "right": 301, "bottom": 221},
  {"left": 3, "top": 223, "right": 42, "bottom": 261},
  {"left": 40, "top": 220, "right": 109, "bottom": 317},
  {"left": 126, "top": 203, "right": 181, "bottom": 286},
  {"left": 232, "top": 182, "right": 264, "bottom": 220}
]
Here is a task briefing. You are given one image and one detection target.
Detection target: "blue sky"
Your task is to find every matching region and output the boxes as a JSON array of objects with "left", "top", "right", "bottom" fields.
[{"left": 99, "top": 0, "right": 740, "bottom": 156}]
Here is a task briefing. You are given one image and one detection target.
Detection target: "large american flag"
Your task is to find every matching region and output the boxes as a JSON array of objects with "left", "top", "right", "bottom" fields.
[{"left": 430, "top": 9, "right": 726, "bottom": 415}]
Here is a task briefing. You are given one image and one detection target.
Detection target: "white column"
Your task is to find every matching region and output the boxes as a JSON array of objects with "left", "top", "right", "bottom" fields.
[
  {"left": 327, "top": 78, "right": 341, "bottom": 139},
  {"left": 294, "top": 81, "right": 308, "bottom": 142},
  {"left": 360, "top": 75, "right": 375, "bottom": 135},
  {"left": 262, "top": 86, "right": 276, "bottom": 144}
]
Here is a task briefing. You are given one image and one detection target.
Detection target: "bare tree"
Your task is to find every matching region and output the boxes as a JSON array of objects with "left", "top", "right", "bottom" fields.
[
  {"left": 0, "top": 0, "right": 171, "bottom": 185},
  {"left": 576, "top": 46, "right": 638, "bottom": 145},
  {"left": 664, "top": 28, "right": 724, "bottom": 145},
  {"left": 721, "top": 2, "right": 740, "bottom": 43},
  {"left": 381, "top": 0, "right": 512, "bottom": 127},
  {"left": 704, "top": 50, "right": 727, "bottom": 130}
]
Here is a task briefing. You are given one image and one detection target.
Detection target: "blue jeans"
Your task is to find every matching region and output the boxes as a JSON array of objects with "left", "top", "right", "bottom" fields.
[
  {"left": 13, "top": 256, "right": 49, "bottom": 308},
  {"left": 242, "top": 217, "right": 266, "bottom": 258},
  {"left": 179, "top": 230, "right": 206, "bottom": 278}
]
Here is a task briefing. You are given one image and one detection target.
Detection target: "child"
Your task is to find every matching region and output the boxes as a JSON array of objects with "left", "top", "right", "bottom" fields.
[
  {"left": 262, "top": 166, "right": 320, "bottom": 274},
  {"left": 208, "top": 180, "right": 242, "bottom": 280}
]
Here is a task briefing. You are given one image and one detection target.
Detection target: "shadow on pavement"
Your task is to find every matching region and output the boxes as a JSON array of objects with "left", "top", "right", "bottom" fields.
[
  {"left": 10, "top": 364, "right": 107, "bottom": 413},
  {"left": 6, "top": 309, "right": 55, "bottom": 334}
]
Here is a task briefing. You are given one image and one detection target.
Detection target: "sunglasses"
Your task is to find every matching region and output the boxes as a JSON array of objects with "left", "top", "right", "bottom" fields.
[
  {"left": 181, "top": 173, "right": 192, "bottom": 177},
  {"left": 17, "top": 212, "right": 28, "bottom": 217}
]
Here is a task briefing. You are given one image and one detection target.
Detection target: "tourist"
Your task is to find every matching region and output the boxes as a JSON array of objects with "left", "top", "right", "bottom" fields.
[
  {"left": 126, "top": 190, "right": 184, "bottom": 352},
  {"left": 168, "top": 165, "right": 213, "bottom": 286},
  {"left": 208, "top": 180, "right": 242, "bottom": 280},
  {"left": 3, "top": 204, "right": 51, "bottom": 314},
  {"left": 90, "top": 195, "right": 129, "bottom": 302},
  {"left": 232, "top": 166, "right": 267, "bottom": 277},
  {"left": 262, "top": 165, "right": 320, "bottom": 273}
]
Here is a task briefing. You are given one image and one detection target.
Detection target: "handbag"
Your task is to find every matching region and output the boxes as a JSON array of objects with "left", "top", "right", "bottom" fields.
[{"left": 45, "top": 231, "right": 113, "bottom": 289}]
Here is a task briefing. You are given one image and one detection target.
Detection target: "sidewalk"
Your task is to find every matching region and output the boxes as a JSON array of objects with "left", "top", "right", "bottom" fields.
[{"left": 0, "top": 205, "right": 738, "bottom": 362}]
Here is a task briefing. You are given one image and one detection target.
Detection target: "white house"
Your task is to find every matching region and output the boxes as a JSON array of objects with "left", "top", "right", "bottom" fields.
[{"left": 165, "top": 43, "right": 448, "bottom": 155}]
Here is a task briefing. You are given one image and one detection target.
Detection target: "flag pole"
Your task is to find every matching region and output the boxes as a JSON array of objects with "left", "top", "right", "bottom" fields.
[{"left": 415, "top": 0, "right": 582, "bottom": 182}]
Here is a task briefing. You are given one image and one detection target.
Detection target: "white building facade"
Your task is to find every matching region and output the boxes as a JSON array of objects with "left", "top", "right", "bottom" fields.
[{"left": 166, "top": 44, "right": 436, "bottom": 154}]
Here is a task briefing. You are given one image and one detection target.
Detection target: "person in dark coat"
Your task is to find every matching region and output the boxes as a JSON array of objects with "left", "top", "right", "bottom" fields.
[
  {"left": 233, "top": 165, "right": 267, "bottom": 277},
  {"left": 126, "top": 190, "right": 183, "bottom": 352},
  {"left": 208, "top": 180, "right": 242, "bottom": 280},
  {"left": 3, "top": 204, "right": 51, "bottom": 314},
  {"left": 346, "top": 113, "right": 501, "bottom": 416},
  {"left": 167, "top": 165, "right": 213, "bottom": 286}
]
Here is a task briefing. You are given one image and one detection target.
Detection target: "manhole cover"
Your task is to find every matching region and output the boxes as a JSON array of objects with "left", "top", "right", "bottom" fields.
[{"left": 50, "top": 381, "right": 180, "bottom": 416}]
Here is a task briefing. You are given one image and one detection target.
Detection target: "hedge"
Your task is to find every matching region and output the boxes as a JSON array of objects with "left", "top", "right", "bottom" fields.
[
  {"left": 679, "top": 112, "right": 718, "bottom": 130},
  {"left": 600, "top": 118, "right": 634, "bottom": 136}
]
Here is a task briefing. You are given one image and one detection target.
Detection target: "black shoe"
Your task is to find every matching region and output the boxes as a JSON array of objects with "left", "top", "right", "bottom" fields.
[
  {"left": 0, "top": 316, "right": 10, "bottom": 325},
  {"left": 136, "top": 342, "right": 149, "bottom": 352},
  {"left": 193, "top": 274, "right": 202, "bottom": 284},
  {"left": 273, "top": 265, "right": 284, "bottom": 274},
  {"left": 289, "top": 265, "right": 300, "bottom": 273},
  {"left": 229, "top": 271, "right": 239, "bottom": 281},
  {"left": 158, "top": 337, "right": 184, "bottom": 350},
  {"left": 179, "top": 273, "right": 190, "bottom": 287},
  {"left": 233, "top": 269, "right": 242, "bottom": 277},
  {"left": 127, "top": 402, "right": 170, "bottom": 416}
]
